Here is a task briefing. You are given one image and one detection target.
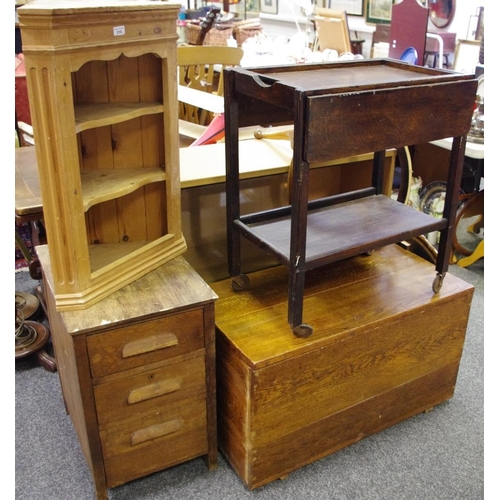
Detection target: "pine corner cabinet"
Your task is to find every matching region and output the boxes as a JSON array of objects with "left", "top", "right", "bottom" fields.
[{"left": 18, "top": 0, "right": 186, "bottom": 311}]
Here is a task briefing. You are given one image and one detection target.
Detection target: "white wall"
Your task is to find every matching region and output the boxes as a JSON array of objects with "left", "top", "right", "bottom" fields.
[
  {"left": 259, "top": 0, "right": 484, "bottom": 58},
  {"left": 447, "top": 0, "right": 483, "bottom": 40}
]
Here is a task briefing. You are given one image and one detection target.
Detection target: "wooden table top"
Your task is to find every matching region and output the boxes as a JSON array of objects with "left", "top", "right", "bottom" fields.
[
  {"left": 14, "top": 141, "right": 296, "bottom": 219},
  {"left": 17, "top": 139, "right": 392, "bottom": 219},
  {"left": 15, "top": 147, "right": 43, "bottom": 221},
  {"left": 431, "top": 137, "right": 484, "bottom": 160}
]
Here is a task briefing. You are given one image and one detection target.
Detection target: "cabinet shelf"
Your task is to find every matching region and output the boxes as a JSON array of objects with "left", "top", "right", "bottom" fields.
[
  {"left": 89, "top": 240, "right": 162, "bottom": 272},
  {"left": 81, "top": 167, "right": 165, "bottom": 211},
  {"left": 75, "top": 102, "right": 163, "bottom": 133},
  {"left": 234, "top": 195, "right": 447, "bottom": 269}
]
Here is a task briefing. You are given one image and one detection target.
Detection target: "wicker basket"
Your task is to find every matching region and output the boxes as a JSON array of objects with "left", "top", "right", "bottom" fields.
[
  {"left": 205, "top": 25, "right": 234, "bottom": 46},
  {"left": 234, "top": 25, "right": 263, "bottom": 46},
  {"left": 185, "top": 22, "right": 234, "bottom": 46},
  {"left": 185, "top": 22, "right": 201, "bottom": 45},
  {"left": 186, "top": 17, "right": 263, "bottom": 47}
]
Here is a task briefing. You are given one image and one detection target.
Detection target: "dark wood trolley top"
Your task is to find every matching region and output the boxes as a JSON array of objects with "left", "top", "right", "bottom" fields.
[{"left": 233, "top": 59, "right": 471, "bottom": 94}]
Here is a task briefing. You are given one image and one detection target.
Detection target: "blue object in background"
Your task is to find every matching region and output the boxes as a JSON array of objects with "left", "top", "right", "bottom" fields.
[{"left": 400, "top": 47, "right": 418, "bottom": 65}]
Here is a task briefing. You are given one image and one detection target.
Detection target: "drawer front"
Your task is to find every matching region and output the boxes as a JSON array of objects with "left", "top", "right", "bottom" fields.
[
  {"left": 87, "top": 309, "right": 205, "bottom": 378},
  {"left": 100, "top": 397, "right": 208, "bottom": 488},
  {"left": 94, "top": 355, "right": 206, "bottom": 426},
  {"left": 305, "top": 79, "right": 477, "bottom": 163}
]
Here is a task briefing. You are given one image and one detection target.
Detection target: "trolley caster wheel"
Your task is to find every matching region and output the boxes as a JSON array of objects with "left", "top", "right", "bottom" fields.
[
  {"left": 231, "top": 274, "right": 249, "bottom": 291},
  {"left": 432, "top": 273, "right": 444, "bottom": 293},
  {"left": 292, "top": 323, "right": 313, "bottom": 338}
]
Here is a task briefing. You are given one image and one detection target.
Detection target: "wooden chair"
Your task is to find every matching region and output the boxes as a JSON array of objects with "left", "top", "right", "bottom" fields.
[
  {"left": 313, "top": 9, "right": 364, "bottom": 55},
  {"left": 177, "top": 45, "right": 243, "bottom": 128},
  {"left": 388, "top": 0, "right": 429, "bottom": 66},
  {"left": 453, "top": 189, "right": 484, "bottom": 267},
  {"left": 15, "top": 54, "right": 35, "bottom": 147},
  {"left": 16, "top": 120, "right": 35, "bottom": 147}
]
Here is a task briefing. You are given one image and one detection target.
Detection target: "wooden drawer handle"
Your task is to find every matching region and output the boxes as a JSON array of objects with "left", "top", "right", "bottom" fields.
[
  {"left": 122, "top": 332, "right": 178, "bottom": 358},
  {"left": 130, "top": 419, "right": 183, "bottom": 446},
  {"left": 127, "top": 378, "right": 181, "bottom": 405}
]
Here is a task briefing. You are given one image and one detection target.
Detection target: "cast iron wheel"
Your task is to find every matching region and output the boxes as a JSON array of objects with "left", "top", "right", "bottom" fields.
[
  {"left": 231, "top": 274, "right": 249, "bottom": 291},
  {"left": 432, "top": 273, "right": 444, "bottom": 293},
  {"left": 292, "top": 323, "right": 313, "bottom": 338}
]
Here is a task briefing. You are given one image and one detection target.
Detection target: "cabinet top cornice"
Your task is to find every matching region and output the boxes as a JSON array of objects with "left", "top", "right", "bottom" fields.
[{"left": 17, "top": 0, "right": 181, "bottom": 16}]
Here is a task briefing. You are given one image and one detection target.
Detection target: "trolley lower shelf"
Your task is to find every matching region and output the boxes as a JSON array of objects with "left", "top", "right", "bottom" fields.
[
  {"left": 230, "top": 195, "right": 449, "bottom": 338},
  {"left": 233, "top": 195, "right": 446, "bottom": 269}
]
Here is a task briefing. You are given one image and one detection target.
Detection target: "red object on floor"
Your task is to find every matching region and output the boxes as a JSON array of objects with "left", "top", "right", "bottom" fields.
[
  {"left": 16, "top": 54, "right": 32, "bottom": 125},
  {"left": 189, "top": 113, "right": 225, "bottom": 147}
]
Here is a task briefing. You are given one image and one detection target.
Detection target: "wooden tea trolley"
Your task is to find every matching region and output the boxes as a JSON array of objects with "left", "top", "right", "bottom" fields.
[
  {"left": 18, "top": 0, "right": 187, "bottom": 311},
  {"left": 224, "top": 60, "right": 477, "bottom": 337}
]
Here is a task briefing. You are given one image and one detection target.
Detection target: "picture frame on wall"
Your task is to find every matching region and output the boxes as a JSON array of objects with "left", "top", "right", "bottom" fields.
[
  {"left": 328, "top": 0, "right": 364, "bottom": 16},
  {"left": 453, "top": 39, "right": 481, "bottom": 74},
  {"left": 366, "top": 0, "right": 393, "bottom": 24},
  {"left": 246, "top": 0, "right": 260, "bottom": 13},
  {"left": 475, "top": 6, "right": 484, "bottom": 41},
  {"left": 260, "top": 0, "right": 278, "bottom": 14}
]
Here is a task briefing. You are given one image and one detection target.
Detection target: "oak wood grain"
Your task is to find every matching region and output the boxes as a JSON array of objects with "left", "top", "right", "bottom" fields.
[
  {"left": 93, "top": 355, "right": 206, "bottom": 425},
  {"left": 39, "top": 250, "right": 218, "bottom": 499},
  {"left": 213, "top": 245, "right": 474, "bottom": 489},
  {"left": 100, "top": 398, "right": 208, "bottom": 488}
]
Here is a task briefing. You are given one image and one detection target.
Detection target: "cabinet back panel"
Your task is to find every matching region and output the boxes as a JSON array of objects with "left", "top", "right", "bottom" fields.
[
  {"left": 107, "top": 55, "right": 141, "bottom": 101},
  {"left": 86, "top": 199, "right": 120, "bottom": 245},
  {"left": 79, "top": 127, "right": 114, "bottom": 169},
  {"left": 74, "top": 55, "right": 163, "bottom": 102},
  {"left": 79, "top": 116, "right": 165, "bottom": 169},
  {"left": 145, "top": 183, "right": 168, "bottom": 239},
  {"left": 73, "top": 60, "right": 109, "bottom": 103},
  {"left": 138, "top": 53, "right": 164, "bottom": 101},
  {"left": 86, "top": 186, "right": 165, "bottom": 245}
]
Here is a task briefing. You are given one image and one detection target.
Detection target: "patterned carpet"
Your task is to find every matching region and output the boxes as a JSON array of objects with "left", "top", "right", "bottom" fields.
[{"left": 15, "top": 222, "right": 33, "bottom": 271}]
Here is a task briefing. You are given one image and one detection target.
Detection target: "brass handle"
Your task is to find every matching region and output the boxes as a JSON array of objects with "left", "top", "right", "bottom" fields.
[
  {"left": 127, "top": 378, "right": 182, "bottom": 405},
  {"left": 130, "top": 419, "right": 183, "bottom": 446},
  {"left": 122, "top": 332, "right": 178, "bottom": 358},
  {"left": 254, "top": 127, "right": 294, "bottom": 142}
]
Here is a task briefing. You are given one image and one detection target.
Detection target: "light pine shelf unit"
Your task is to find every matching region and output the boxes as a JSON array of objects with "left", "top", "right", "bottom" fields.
[{"left": 18, "top": 0, "right": 186, "bottom": 311}]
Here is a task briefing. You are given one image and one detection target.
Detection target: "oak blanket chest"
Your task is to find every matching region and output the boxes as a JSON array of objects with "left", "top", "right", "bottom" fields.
[{"left": 212, "top": 245, "right": 474, "bottom": 489}]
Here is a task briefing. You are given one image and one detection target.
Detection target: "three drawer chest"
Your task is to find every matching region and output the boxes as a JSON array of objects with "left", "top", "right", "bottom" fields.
[{"left": 37, "top": 246, "right": 218, "bottom": 500}]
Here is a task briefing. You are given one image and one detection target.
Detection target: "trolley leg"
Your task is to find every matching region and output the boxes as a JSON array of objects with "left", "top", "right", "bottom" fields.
[{"left": 288, "top": 269, "right": 313, "bottom": 338}]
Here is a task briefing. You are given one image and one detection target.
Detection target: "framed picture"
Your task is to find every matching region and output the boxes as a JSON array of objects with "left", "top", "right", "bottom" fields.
[
  {"left": 453, "top": 39, "right": 481, "bottom": 74},
  {"left": 475, "top": 6, "right": 484, "bottom": 41},
  {"left": 260, "top": 0, "right": 278, "bottom": 14},
  {"left": 328, "top": 0, "right": 364, "bottom": 16},
  {"left": 366, "top": 0, "right": 393, "bottom": 24},
  {"left": 246, "top": 0, "right": 260, "bottom": 13},
  {"left": 467, "top": 15, "right": 479, "bottom": 40}
]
